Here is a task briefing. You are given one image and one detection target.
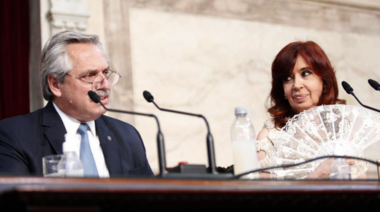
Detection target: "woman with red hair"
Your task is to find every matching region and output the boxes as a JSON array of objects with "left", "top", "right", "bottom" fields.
[
  {"left": 256, "top": 41, "right": 366, "bottom": 179},
  {"left": 266, "top": 41, "right": 345, "bottom": 129}
]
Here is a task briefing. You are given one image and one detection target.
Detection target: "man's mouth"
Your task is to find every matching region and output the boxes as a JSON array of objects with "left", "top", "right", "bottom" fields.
[{"left": 96, "top": 90, "right": 110, "bottom": 100}]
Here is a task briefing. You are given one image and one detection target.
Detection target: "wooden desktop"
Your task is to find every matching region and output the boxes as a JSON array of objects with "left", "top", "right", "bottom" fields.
[{"left": 0, "top": 176, "right": 379, "bottom": 211}]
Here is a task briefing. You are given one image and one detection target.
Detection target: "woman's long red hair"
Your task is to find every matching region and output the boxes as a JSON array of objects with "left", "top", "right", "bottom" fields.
[{"left": 268, "top": 41, "right": 345, "bottom": 129}]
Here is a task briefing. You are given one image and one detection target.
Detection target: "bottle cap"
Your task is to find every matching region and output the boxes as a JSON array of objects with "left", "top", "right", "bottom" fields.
[
  {"left": 235, "top": 106, "right": 247, "bottom": 115},
  {"left": 63, "top": 133, "right": 79, "bottom": 153}
]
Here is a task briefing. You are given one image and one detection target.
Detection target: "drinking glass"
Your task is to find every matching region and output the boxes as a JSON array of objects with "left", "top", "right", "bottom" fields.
[{"left": 42, "top": 155, "right": 64, "bottom": 177}]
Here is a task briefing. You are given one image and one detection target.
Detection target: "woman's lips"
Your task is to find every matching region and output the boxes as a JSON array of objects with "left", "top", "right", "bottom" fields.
[{"left": 293, "top": 94, "right": 308, "bottom": 102}]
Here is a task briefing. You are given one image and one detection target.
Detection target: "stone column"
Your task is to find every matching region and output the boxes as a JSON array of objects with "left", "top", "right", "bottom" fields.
[
  {"left": 29, "top": 0, "right": 43, "bottom": 112},
  {"left": 102, "top": 0, "right": 135, "bottom": 125}
]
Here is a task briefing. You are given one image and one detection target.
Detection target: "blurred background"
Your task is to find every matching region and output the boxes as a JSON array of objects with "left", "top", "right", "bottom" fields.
[{"left": 2, "top": 0, "right": 380, "bottom": 177}]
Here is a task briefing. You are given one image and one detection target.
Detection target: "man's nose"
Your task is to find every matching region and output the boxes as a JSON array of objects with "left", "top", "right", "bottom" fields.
[
  {"left": 93, "top": 75, "right": 110, "bottom": 90},
  {"left": 99, "top": 76, "right": 110, "bottom": 89}
]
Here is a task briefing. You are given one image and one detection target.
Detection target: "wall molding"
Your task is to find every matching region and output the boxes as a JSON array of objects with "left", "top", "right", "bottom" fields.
[{"left": 49, "top": 0, "right": 89, "bottom": 34}]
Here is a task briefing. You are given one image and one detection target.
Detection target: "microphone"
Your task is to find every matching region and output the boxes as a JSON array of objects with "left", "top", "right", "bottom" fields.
[
  {"left": 88, "top": 90, "right": 102, "bottom": 103},
  {"left": 368, "top": 79, "right": 380, "bottom": 91},
  {"left": 88, "top": 91, "right": 167, "bottom": 176},
  {"left": 143, "top": 90, "right": 217, "bottom": 174},
  {"left": 341, "top": 81, "right": 353, "bottom": 94},
  {"left": 341, "top": 81, "right": 380, "bottom": 113}
]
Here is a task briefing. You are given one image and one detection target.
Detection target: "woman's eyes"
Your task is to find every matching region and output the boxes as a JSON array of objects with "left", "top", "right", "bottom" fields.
[
  {"left": 301, "top": 70, "right": 312, "bottom": 77},
  {"left": 284, "top": 70, "right": 313, "bottom": 81}
]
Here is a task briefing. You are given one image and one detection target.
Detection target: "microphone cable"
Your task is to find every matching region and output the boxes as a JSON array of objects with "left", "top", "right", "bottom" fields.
[{"left": 233, "top": 155, "right": 380, "bottom": 179}]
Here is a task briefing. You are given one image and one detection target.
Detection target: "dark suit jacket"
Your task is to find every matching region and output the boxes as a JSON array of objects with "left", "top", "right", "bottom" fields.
[{"left": 0, "top": 102, "right": 153, "bottom": 177}]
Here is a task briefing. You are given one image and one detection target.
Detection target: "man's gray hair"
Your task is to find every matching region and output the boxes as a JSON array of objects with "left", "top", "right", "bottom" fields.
[{"left": 40, "top": 30, "right": 109, "bottom": 101}]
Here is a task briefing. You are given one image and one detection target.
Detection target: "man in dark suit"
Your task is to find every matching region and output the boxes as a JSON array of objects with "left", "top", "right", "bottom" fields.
[{"left": 0, "top": 30, "right": 153, "bottom": 177}]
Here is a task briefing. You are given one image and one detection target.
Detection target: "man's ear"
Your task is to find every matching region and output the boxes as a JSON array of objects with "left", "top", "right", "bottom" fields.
[{"left": 48, "top": 75, "right": 62, "bottom": 97}]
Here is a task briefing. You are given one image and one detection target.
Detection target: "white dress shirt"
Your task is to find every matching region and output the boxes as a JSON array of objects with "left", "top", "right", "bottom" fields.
[{"left": 53, "top": 103, "right": 110, "bottom": 178}]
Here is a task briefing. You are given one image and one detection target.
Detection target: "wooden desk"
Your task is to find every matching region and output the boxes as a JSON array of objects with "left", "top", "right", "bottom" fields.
[{"left": 0, "top": 177, "right": 379, "bottom": 211}]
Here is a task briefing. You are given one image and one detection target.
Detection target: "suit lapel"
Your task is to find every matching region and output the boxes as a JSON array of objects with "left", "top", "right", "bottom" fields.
[
  {"left": 42, "top": 102, "right": 66, "bottom": 155},
  {"left": 95, "top": 117, "right": 123, "bottom": 177},
  {"left": 42, "top": 103, "right": 124, "bottom": 176}
]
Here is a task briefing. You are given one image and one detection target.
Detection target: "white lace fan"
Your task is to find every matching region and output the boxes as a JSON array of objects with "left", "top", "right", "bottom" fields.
[{"left": 268, "top": 104, "right": 380, "bottom": 179}]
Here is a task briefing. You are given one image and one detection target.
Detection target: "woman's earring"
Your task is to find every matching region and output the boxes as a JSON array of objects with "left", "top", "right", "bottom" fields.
[{"left": 284, "top": 95, "right": 287, "bottom": 100}]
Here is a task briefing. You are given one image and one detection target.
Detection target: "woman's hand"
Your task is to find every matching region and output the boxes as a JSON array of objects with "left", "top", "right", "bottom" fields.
[
  {"left": 306, "top": 158, "right": 356, "bottom": 179},
  {"left": 306, "top": 159, "right": 334, "bottom": 179},
  {"left": 259, "top": 172, "right": 271, "bottom": 179}
]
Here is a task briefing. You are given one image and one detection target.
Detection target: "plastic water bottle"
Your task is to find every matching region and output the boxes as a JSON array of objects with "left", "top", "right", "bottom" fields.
[
  {"left": 231, "top": 106, "right": 259, "bottom": 179},
  {"left": 329, "top": 140, "right": 352, "bottom": 179},
  {"left": 57, "top": 134, "right": 84, "bottom": 177},
  {"left": 329, "top": 158, "right": 351, "bottom": 179}
]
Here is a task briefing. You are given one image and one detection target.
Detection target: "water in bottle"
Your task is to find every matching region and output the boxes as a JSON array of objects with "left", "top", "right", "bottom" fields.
[
  {"left": 57, "top": 133, "right": 84, "bottom": 177},
  {"left": 329, "top": 140, "right": 353, "bottom": 179},
  {"left": 329, "top": 158, "right": 351, "bottom": 179},
  {"left": 231, "top": 106, "right": 259, "bottom": 179}
]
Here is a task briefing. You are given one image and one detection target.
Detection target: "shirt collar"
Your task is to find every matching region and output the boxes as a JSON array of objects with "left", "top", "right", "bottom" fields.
[{"left": 53, "top": 102, "right": 97, "bottom": 136}]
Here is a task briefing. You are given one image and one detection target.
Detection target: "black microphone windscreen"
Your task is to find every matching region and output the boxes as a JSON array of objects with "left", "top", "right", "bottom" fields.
[
  {"left": 143, "top": 90, "right": 154, "bottom": 103},
  {"left": 88, "top": 91, "right": 101, "bottom": 103},
  {"left": 342, "top": 81, "right": 354, "bottom": 94},
  {"left": 368, "top": 79, "right": 380, "bottom": 91}
]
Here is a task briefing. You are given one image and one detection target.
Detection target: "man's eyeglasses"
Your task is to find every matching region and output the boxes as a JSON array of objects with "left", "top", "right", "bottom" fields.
[{"left": 66, "top": 70, "right": 121, "bottom": 89}]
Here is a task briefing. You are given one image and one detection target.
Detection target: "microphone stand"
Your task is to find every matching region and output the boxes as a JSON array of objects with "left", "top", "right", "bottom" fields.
[
  {"left": 151, "top": 101, "right": 217, "bottom": 174},
  {"left": 106, "top": 108, "right": 167, "bottom": 176},
  {"left": 88, "top": 91, "right": 167, "bottom": 176},
  {"left": 342, "top": 81, "right": 380, "bottom": 113},
  {"left": 142, "top": 90, "right": 234, "bottom": 179},
  {"left": 348, "top": 93, "right": 380, "bottom": 113}
]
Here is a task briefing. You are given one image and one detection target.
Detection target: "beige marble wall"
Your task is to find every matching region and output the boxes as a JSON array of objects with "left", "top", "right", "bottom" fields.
[
  {"left": 128, "top": 6, "right": 380, "bottom": 178},
  {"left": 38, "top": 0, "right": 380, "bottom": 178}
]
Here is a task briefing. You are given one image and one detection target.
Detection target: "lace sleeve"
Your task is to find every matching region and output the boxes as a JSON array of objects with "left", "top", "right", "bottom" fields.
[
  {"left": 263, "top": 119, "right": 275, "bottom": 131},
  {"left": 256, "top": 137, "right": 274, "bottom": 168}
]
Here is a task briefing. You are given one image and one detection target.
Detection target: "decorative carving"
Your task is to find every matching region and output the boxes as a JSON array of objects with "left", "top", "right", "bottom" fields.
[{"left": 49, "top": 0, "right": 89, "bottom": 34}]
